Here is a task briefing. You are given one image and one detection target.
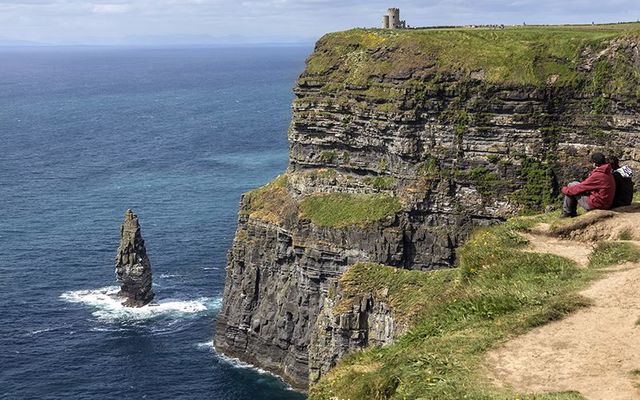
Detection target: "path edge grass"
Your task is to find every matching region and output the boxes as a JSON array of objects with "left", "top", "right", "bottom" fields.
[{"left": 310, "top": 216, "right": 640, "bottom": 400}]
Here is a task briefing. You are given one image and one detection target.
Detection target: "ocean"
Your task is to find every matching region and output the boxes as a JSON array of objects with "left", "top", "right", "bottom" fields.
[{"left": 0, "top": 46, "right": 310, "bottom": 399}]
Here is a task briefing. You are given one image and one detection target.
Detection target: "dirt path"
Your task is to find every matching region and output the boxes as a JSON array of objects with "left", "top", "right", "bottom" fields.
[
  {"left": 485, "top": 229, "right": 640, "bottom": 399},
  {"left": 522, "top": 233, "right": 592, "bottom": 268}
]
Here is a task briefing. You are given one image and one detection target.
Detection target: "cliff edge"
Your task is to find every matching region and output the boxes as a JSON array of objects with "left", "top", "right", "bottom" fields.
[{"left": 214, "top": 24, "right": 640, "bottom": 391}]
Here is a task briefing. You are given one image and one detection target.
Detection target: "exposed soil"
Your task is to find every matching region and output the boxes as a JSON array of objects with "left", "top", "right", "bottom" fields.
[
  {"left": 541, "top": 205, "right": 640, "bottom": 242},
  {"left": 522, "top": 232, "right": 592, "bottom": 268},
  {"left": 485, "top": 211, "right": 640, "bottom": 399}
]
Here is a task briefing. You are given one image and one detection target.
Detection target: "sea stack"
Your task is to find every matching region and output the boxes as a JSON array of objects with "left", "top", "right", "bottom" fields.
[{"left": 115, "top": 209, "right": 154, "bottom": 307}]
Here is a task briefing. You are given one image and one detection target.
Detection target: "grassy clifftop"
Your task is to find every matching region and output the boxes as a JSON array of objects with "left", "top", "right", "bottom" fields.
[
  {"left": 310, "top": 213, "right": 640, "bottom": 399},
  {"left": 305, "top": 24, "right": 640, "bottom": 88}
]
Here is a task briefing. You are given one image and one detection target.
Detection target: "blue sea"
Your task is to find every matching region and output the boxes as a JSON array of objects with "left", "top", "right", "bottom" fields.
[{"left": 0, "top": 46, "right": 310, "bottom": 399}]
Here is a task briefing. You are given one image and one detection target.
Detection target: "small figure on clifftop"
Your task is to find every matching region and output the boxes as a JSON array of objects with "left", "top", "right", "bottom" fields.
[
  {"left": 561, "top": 152, "right": 616, "bottom": 218},
  {"left": 115, "top": 209, "right": 154, "bottom": 307},
  {"left": 608, "top": 155, "right": 634, "bottom": 208}
]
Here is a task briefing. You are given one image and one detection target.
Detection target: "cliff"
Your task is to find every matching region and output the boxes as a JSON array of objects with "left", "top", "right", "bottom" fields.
[{"left": 214, "top": 24, "right": 640, "bottom": 391}]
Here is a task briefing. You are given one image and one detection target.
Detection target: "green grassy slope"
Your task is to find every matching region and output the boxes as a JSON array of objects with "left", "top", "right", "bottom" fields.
[
  {"left": 310, "top": 217, "right": 640, "bottom": 399},
  {"left": 305, "top": 24, "right": 640, "bottom": 87}
]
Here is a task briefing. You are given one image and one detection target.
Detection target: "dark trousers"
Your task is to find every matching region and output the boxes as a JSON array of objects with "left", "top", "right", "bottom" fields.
[{"left": 563, "top": 181, "right": 591, "bottom": 216}]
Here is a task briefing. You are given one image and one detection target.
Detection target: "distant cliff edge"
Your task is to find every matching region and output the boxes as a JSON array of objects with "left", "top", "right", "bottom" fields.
[{"left": 214, "top": 24, "right": 640, "bottom": 390}]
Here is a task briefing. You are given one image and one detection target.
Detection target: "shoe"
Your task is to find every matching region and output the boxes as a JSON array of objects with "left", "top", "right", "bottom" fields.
[{"left": 560, "top": 213, "right": 577, "bottom": 218}]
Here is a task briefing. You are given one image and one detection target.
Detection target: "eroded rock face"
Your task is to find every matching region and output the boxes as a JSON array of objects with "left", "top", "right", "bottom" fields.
[
  {"left": 115, "top": 209, "right": 154, "bottom": 307},
  {"left": 215, "top": 30, "right": 640, "bottom": 390},
  {"left": 309, "top": 286, "right": 398, "bottom": 383},
  {"left": 214, "top": 213, "right": 405, "bottom": 388}
]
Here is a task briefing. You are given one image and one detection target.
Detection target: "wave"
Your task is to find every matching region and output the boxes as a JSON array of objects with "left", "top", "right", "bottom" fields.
[
  {"left": 60, "top": 286, "right": 221, "bottom": 322},
  {"left": 215, "top": 351, "right": 274, "bottom": 377},
  {"left": 28, "top": 326, "right": 65, "bottom": 336},
  {"left": 196, "top": 340, "right": 215, "bottom": 349},
  {"left": 196, "top": 341, "right": 296, "bottom": 390},
  {"left": 159, "top": 273, "right": 183, "bottom": 278}
]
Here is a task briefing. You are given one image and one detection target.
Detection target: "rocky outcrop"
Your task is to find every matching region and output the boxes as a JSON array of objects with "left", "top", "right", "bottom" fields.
[
  {"left": 115, "top": 209, "right": 154, "bottom": 307},
  {"left": 215, "top": 27, "right": 640, "bottom": 390},
  {"left": 214, "top": 210, "right": 405, "bottom": 388},
  {"left": 309, "top": 283, "right": 398, "bottom": 383}
]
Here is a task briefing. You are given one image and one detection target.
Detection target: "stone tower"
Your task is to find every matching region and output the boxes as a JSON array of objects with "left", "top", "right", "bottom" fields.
[
  {"left": 388, "top": 8, "right": 400, "bottom": 28},
  {"left": 382, "top": 8, "right": 406, "bottom": 29},
  {"left": 115, "top": 209, "right": 154, "bottom": 307}
]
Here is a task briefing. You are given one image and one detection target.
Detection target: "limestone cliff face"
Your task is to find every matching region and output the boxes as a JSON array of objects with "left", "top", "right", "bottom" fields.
[
  {"left": 214, "top": 204, "right": 406, "bottom": 388},
  {"left": 308, "top": 282, "right": 399, "bottom": 383},
  {"left": 215, "top": 27, "right": 640, "bottom": 389}
]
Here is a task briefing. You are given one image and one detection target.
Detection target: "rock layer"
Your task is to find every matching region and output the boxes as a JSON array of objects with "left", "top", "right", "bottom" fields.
[
  {"left": 215, "top": 26, "right": 640, "bottom": 390},
  {"left": 115, "top": 209, "right": 154, "bottom": 307},
  {"left": 309, "top": 285, "right": 398, "bottom": 383}
]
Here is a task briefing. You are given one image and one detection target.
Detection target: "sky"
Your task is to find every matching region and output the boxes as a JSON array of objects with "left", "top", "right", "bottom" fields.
[{"left": 1, "top": 0, "right": 640, "bottom": 45}]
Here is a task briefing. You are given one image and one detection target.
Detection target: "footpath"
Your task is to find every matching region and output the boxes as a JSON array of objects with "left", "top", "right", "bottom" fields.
[{"left": 485, "top": 206, "right": 640, "bottom": 400}]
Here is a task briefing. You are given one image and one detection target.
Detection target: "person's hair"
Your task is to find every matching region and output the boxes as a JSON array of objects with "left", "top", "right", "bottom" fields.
[
  {"left": 591, "top": 152, "right": 606, "bottom": 166},
  {"left": 608, "top": 155, "right": 620, "bottom": 170}
]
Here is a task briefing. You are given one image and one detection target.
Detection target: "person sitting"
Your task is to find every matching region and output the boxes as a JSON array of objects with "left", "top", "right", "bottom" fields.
[
  {"left": 561, "top": 152, "right": 616, "bottom": 218},
  {"left": 608, "top": 155, "right": 634, "bottom": 207}
]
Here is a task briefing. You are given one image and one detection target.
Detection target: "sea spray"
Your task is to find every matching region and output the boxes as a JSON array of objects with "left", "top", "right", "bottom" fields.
[{"left": 60, "top": 286, "right": 220, "bottom": 322}]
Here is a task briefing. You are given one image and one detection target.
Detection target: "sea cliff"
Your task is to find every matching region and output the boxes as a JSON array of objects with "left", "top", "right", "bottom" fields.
[{"left": 214, "top": 24, "right": 640, "bottom": 391}]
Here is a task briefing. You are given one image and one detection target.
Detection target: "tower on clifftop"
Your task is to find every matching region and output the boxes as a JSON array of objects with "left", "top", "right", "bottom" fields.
[{"left": 382, "top": 8, "right": 407, "bottom": 29}]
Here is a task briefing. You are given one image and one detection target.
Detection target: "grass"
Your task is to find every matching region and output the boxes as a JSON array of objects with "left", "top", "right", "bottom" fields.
[
  {"left": 305, "top": 168, "right": 338, "bottom": 180},
  {"left": 299, "top": 193, "right": 402, "bottom": 227},
  {"left": 320, "top": 151, "right": 338, "bottom": 164},
  {"left": 363, "top": 176, "right": 396, "bottom": 190},
  {"left": 502, "top": 212, "right": 559, "bottom": 231},
  {"left": 417, "top": 157, "right": 441, "bottom": 179},
  {"left": 618, "top": 229, "right": 634, "bottom": 241},
  {"left": 334, "top": 262, "right": 459, "bottom": 327},
  {"left": 588, "top": 241, "right": 640, "bottom": 268},
  {"left": 240, "top": 175, "right": 404, "bottom": 228},
  {"left": 512, "top": 159, "right": 557, "bottom": 212},
  {"left": 305, "top": 24, "right": 640, "bottom": 87},
  {"left": 310, "top": 216, "right": 607, "bottom": 400},
  {"left": 462, "top": 166, "right": 510, "bottom": 198},
  {"left": 241, "top": 174, "right": 298, "bottom": 225}
]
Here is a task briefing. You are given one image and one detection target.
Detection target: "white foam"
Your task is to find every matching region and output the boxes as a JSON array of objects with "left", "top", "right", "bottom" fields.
[
  {"left": 29, "top": 326, "right": 63, "bottom": 336},
  {"left": 196, "top": 340, "right": 215, "bottom": 349},
  {"left": 202, "top": 343, "right": 295, "bottom": 390},
  {"left": 89, "top": 326, "right": 127, "bottom": 332},
  {"left": 159, "top": 274, "right": 183, "bottom": 278},
  {"left": 216, "top": 349, "right": 273, "bottom": 376},
  {"left": 60, "top": 286, "right": 221, "bottom": 322}
]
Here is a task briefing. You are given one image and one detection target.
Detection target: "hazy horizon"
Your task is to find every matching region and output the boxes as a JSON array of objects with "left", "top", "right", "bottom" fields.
[{"left": 1, "top": 0, "right": 640, "bottom": 46}]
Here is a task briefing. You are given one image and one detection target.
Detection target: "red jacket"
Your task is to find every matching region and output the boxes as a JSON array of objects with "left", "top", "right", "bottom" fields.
[{"left": 562, "top": 164, "right": 616, "bottom": 209}]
